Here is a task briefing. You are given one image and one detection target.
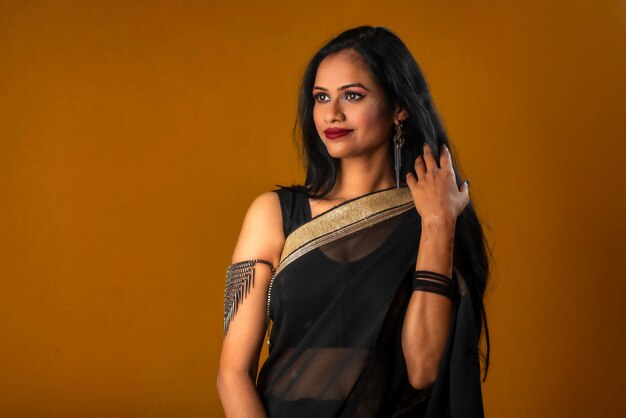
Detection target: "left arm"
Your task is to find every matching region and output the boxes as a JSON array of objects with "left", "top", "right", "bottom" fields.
[
  {"left": 401, "top": 219, "right": 455, "bottom": 389},
  {"left": 403, "top": 141, "right": 470, "bottom": 390}
]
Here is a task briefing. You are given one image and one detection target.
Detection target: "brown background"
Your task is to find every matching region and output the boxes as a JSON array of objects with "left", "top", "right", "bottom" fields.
[{"left": 1, "top": 1, "right": 625, "bottom": 416}]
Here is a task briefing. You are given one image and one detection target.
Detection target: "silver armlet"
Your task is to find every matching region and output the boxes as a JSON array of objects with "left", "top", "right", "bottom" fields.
[{"left": 223, "top": 259, "right": 276, "bottom": 338}]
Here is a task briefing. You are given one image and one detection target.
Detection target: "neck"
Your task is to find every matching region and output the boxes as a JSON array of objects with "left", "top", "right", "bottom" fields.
[{"left": 329, "top": 151, "right": 400, "bottom": 199}]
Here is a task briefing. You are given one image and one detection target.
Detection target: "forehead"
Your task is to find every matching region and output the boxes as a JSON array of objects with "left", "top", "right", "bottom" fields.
[{"left": 314, "top": 50, "right": 376, "bottom": 87}]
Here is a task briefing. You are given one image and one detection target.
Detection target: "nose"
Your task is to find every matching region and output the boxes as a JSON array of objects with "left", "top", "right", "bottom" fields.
[{"left": 323, "top": 99, "right": 345, "bottom": 123}]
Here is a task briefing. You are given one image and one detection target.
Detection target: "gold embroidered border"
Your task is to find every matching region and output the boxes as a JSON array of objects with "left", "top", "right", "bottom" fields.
[{"left": 275, "top": 186, "right": 414, "bottom": 276}]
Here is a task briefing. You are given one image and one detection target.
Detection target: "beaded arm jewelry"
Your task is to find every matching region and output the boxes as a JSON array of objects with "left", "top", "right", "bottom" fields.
[
  {"left": 223, "top": 259, "right": 275, "bottom": 338},
  {"left": 413, "top": 269, "right": 457, "bottom": 300}
]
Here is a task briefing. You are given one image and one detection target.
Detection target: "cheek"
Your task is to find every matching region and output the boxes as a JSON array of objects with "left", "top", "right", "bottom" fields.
[
  {"left": 368, "top": 97, "right": 383, "bottom": 115},
  {"left": 361, "top": 99, "right": 390, "bottom": 128}
]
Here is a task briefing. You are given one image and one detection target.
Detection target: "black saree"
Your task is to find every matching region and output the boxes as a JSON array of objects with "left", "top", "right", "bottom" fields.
[{"left": 255, "top": 185, "right": 484, "bottom": 418}]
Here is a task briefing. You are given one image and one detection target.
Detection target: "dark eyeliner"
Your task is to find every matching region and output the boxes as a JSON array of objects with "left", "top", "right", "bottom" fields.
[{"left": 345, "top": 91, "right": 365, "bottom": 100}]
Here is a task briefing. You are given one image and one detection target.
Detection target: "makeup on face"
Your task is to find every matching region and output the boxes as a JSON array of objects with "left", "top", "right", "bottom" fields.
[
  {"left": 312, "top": 50, "right": 395, "bottom": 156},
  {"left": 323, "top": 127, "right": 354, "bottom": 139}
]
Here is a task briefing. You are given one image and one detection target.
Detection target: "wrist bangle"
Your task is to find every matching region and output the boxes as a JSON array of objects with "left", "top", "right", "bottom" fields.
[{"left": 413, "top": 269, "right": 456, "bottom": 300}]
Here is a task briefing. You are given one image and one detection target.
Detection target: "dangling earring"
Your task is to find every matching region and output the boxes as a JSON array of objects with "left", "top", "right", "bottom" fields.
[{"left": 393, "top": 121, "right": 405, "bottom": 188}]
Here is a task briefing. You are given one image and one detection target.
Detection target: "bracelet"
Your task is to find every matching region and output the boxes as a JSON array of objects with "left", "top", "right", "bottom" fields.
[{"left": 413, "top": 269, "right": 456, "bottom": 300}]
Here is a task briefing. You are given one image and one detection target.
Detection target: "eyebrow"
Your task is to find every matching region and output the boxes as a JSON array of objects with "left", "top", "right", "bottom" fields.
[{"left": 312, "top": 83, "right": 371, "bottom": 92}]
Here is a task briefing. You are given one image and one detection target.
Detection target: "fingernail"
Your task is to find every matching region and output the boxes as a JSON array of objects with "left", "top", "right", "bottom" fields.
[{"left": 464, "top": 178, "right": 471, "bottom": 188}]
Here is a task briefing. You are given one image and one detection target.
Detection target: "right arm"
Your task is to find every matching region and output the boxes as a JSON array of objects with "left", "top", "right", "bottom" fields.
[{"left": 216, "top": 191, "right": 285, "bottom": 418}]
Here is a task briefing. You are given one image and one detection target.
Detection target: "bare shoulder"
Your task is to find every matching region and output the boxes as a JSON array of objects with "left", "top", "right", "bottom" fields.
[{"left": 231, "top": 191, "right": 284, "bottom": 268}]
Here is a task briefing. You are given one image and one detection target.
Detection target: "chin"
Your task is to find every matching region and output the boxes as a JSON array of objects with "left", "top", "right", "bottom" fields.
[{"left": 323, "top": 144, "right": 352, "bottom": 159}]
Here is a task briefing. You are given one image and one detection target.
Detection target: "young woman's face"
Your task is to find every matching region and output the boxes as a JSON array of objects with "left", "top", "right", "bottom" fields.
[{"left": 312, "top": 49, "right": 395, "bottom": 160}]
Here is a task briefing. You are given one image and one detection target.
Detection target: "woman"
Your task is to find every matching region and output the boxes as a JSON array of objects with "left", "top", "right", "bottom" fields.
[{"left": 217, "top": 26, "right": 491, "bottom": 417}]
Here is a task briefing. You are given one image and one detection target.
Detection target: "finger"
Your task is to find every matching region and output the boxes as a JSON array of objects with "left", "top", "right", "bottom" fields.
[
  {"left": 461, "top": 179, "right": 470, "bottom": 207},
  {"left": 406, "top": 171, "right": 417, "bottom": 187},
  {"left": 460, "top": 178, "right": 470, "bottom": 193},
  {"left": 440, "top": 143, "right": 454, "bottom": 173},
  {"left": 414, "top": 154, "right": 426, "bottom": 179},
  {"left": 422, "top": 142, "right": 437, "bottom": 172}
]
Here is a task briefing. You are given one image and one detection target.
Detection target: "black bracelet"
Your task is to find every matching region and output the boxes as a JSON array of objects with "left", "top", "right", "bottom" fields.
[{"left": 413, "top": 269, "right": 456, "bottom": 300}]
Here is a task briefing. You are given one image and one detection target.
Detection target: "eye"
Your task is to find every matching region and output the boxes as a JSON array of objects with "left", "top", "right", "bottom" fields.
[
  {"left": 344, "top": 91, "right": 364, "bottom": 101},
  {"left": 313, "top": 93, "right": 329, "bottom": 103}
]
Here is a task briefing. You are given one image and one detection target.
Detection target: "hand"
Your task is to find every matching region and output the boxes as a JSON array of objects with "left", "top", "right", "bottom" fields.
[{"left": 405, "top": 143, "right": 470, "bottom": 225}]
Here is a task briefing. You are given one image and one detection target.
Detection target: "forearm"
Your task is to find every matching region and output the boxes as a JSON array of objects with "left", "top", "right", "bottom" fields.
[
  {"left": 401, "top": 220, "right": 455, "bottom": 388},
  {"left": 217, "top": 370, "right": 268, "bottom": 418}
]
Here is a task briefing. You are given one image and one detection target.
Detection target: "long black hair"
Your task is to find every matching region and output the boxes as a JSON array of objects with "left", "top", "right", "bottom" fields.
[{"left": 286, "top": 25, "right": 492, "bottom": 381}]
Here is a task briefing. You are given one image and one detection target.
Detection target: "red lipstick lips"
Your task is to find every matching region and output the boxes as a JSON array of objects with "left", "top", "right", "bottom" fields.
[{"left": 324, "top": 128, "right": 353, "bottom": 139}]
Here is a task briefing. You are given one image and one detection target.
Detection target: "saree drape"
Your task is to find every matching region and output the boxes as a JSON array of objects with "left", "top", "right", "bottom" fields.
[{"left": 256, "top": 186, "right": 484, "bottom": 417}]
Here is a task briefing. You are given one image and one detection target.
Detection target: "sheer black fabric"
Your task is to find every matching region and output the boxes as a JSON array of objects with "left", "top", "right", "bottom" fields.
[{"left": 256, "top": 186, "right": 483, "bottom": 417}]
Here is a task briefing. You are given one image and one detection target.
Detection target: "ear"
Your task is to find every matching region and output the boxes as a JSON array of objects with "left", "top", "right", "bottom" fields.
[{"left": 392, "top": 103, "right": 409, "bottom": 123}]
